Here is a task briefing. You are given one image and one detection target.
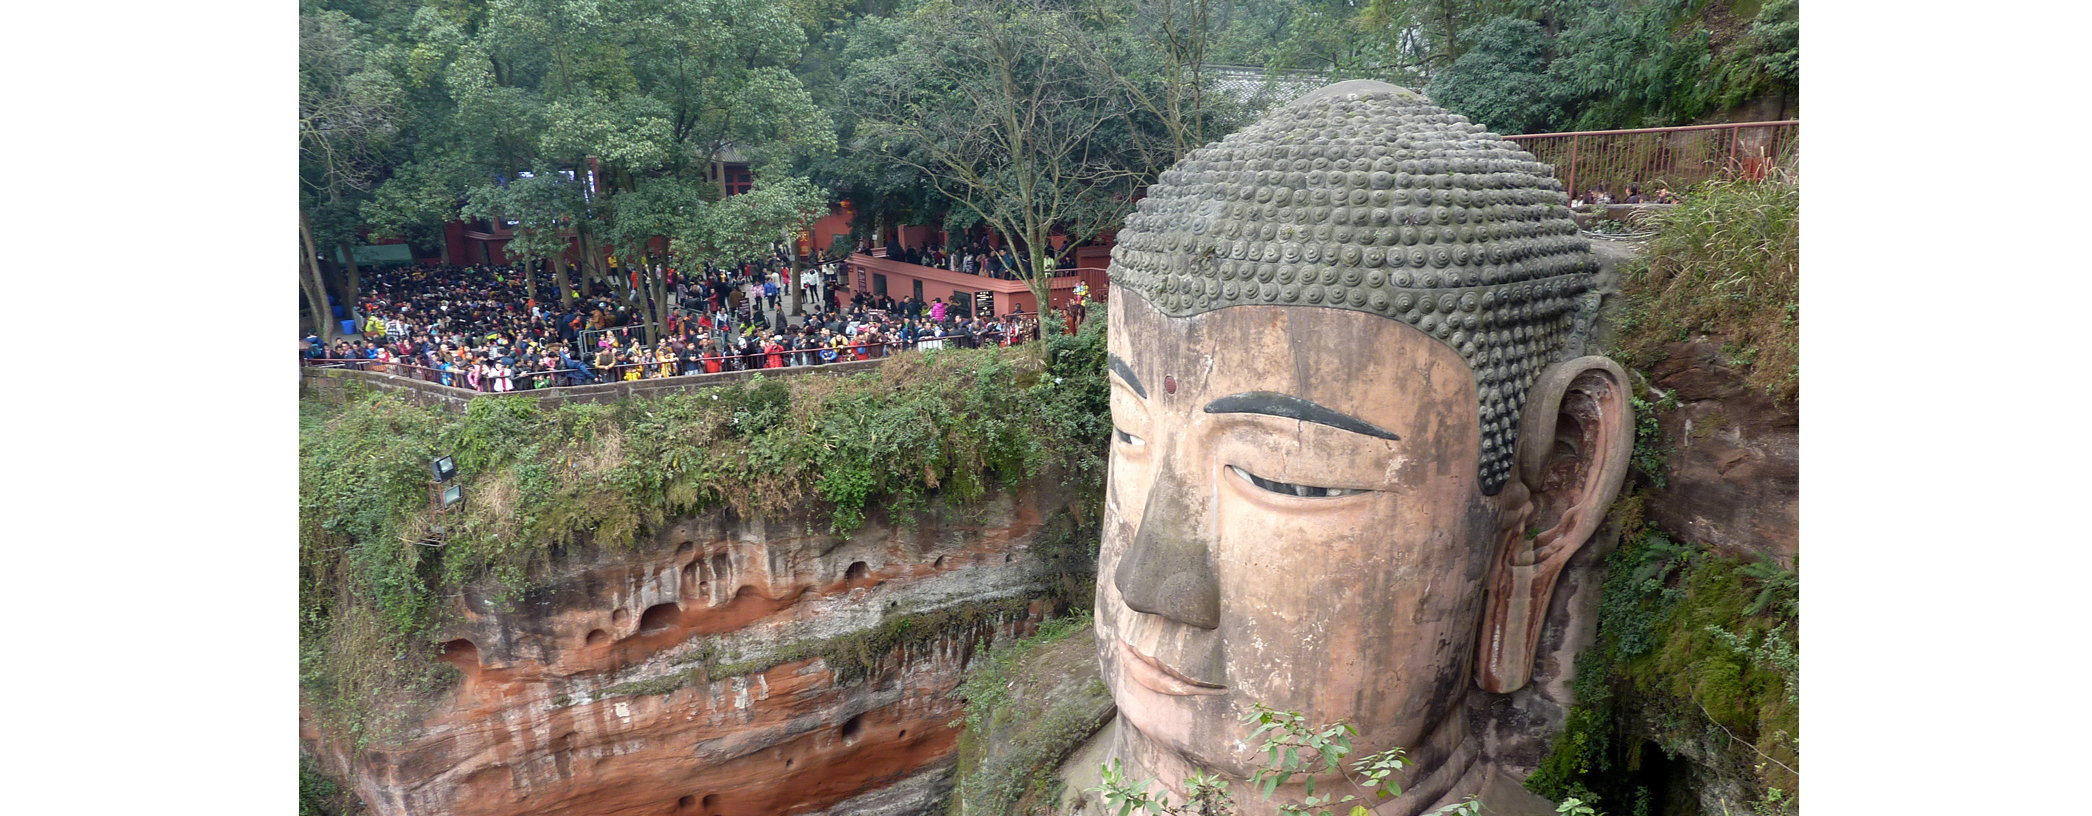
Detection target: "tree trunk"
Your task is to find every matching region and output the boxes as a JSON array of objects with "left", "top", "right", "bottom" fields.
[
  {"left": 552, "top": 251, "right": 575, "bottom": 308},
  {"left": 338, "top": 240, "right": 363, "bottom": 306},
  {"left": 782, "top": 227, "right": 802, "bottom": 318},
  {"left": 578, "top": 232, "right": 597, "bottom": 299},
  {"left": 300, "top": 211, "right": 338, "bottom": 342},
  {"left": 648, "top": 264, "right": 669, "bottom": 344},
  {"left": 632, "top": 260, "right": 661, "bottom": 345},
  {"left": 299, "top": 247, "right": 331, "bottom": 342},
  {"left": 1026, "top": 227, "right": 1054, "bottom": 345},
  {"left": 523, "top": 257, "right": 539, "bottom": 305}
]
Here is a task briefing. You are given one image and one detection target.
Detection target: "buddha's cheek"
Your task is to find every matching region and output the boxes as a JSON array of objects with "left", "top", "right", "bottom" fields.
[{"left": 1211, "top": 510, "right": 1389, "bottom": 715}]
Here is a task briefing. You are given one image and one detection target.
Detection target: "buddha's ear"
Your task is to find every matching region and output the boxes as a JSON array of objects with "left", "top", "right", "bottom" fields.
[{"left": 1476, "top": 356, "right": 1635, "bottom": 694}]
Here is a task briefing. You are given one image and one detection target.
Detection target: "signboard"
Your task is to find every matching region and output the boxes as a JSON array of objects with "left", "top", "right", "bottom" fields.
[{"left": 974, "top": 290, "right": 995, "bottom": 318}]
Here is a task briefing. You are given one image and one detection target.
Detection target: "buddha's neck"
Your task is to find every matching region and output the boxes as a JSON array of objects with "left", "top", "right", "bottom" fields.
[{"left": 1111, "top": 690, "right": 1482, "bottom": 816}]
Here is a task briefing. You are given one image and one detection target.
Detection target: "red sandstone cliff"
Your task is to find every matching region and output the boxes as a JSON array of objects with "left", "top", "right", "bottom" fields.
[{"left": 301, "top": 490, "right": 1068, "bottom": 816}]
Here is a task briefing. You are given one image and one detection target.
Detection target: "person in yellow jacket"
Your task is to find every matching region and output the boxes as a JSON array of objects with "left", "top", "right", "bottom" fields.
[{"left": 364, "top": 314, "right": 387, "bottom": 340}]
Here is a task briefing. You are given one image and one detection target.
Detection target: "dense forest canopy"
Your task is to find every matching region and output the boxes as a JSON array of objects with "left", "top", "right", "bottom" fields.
[{"left": 299, "top": 0, "right": 1798, "bottom": 330}]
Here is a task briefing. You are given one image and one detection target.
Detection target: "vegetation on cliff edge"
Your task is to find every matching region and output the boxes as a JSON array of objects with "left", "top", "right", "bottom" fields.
[
  {"left": 299, "top": 307, "right": 1111, "bottom": 745},
  {"left": 1524, "top": 506, "right": 1799, "bottom": 815},
  {"left": 1608, "top": 177, "right": 1800, "bottom": 402},
  {"left": 950, "top": 611, "right": 1106, "bottom": 816}
]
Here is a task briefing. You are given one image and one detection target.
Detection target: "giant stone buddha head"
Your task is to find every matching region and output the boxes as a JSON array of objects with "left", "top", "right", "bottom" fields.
[{"left": 1095, "top": 80, "right": 1635, "bottom": 811}]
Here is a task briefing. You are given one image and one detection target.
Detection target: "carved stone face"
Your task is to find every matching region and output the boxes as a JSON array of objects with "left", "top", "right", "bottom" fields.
[{"left": 1097, "top": 289, "right": 1500, "bottom": 781}]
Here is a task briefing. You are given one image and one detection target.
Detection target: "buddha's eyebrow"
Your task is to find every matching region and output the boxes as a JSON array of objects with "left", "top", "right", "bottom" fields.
[
  {"left": 1107, "top": 353, "right": 1147, "bottom": 399},
  {"left": 1202, "top": 392, "right": 1400, "bottom": 441}
]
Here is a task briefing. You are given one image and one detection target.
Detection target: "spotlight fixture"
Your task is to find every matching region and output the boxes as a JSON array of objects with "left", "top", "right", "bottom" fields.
[{"left": 430, "top": 455, "right": 458, "bottom": 482}]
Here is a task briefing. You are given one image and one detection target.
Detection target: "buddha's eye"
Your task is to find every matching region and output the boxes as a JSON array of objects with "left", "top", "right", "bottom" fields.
[
  {"left": 1115, "top": 428, "right": 1147, "bottom": 447},
  {"left": 1228, "top": 465, "right": 1364, "bottom": 498}
]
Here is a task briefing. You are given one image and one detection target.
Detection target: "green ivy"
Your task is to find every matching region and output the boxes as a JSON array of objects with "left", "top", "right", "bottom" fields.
[{"left": 1527, "top": 529, "right": 1799, "bottom": 814}]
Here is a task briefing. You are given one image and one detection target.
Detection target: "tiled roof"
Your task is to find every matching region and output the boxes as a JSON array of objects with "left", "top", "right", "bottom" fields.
[{"left": 1204, "top": 64, "right": 1333, "bottom": 116}]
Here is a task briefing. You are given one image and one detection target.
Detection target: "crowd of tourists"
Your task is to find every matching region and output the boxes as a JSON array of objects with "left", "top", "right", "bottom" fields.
[
  {"left": 873, "top": 235, "right": 1101, "bottom": 281},
  {"left": 303, "top": 250, "right": 1065, "bottom": 392},
  {"left": 880, "top": 241, "right": 1035, "bottom": 280}
]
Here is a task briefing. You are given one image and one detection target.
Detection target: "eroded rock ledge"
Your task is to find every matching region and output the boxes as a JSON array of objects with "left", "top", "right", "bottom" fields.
[{"left": 302, "top": 489, "right": 1075, "bottom": 816}]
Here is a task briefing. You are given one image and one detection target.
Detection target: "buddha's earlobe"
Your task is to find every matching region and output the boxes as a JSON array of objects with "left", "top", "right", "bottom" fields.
[{"left": 1476, "top": 357, "right": 1634, "bottom": 693}]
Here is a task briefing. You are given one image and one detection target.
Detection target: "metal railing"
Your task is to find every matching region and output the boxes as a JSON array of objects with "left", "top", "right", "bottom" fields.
[
  {"left": 300, "top": 331, "right": 1036, "bottom": 393},
  {"left": 1505, "top": 120, "right": 1798, "bottom": 200}
]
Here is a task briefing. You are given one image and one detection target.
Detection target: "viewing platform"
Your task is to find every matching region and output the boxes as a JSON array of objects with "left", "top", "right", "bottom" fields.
[{"left": 841, "top": 249, "right": 1108, "bottom": 317}]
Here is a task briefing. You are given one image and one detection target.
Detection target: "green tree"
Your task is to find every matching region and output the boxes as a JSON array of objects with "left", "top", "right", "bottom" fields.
[
  {"left": 342, "top": 0, "right": 840, "bottom": 341},
  {"left": 846, "top": 0, "right": 1147, "bottom": 334},
  {"left": 1424, "top": 17, "right": 1555, "bottom": 134},
  {"left": 301, "top": 3, "right": 405, "bottom": 339}
]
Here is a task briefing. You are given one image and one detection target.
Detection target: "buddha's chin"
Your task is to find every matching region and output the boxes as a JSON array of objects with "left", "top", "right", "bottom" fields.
[{"left": 1108, "top": 677, "right": 1250, "bottom": 778}]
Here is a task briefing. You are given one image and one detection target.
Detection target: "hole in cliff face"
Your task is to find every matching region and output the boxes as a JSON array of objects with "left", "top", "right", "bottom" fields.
[
  {"left": 1004, "top": 553, "right": 1015, "bottom": 563},
  {"left": 784, "top": 757, "right": 795, "bottom": 769},
  {"left": 933, "top": 556, "right": 947, "bottom": 570},
  {"left": 845, "top": 561, "right": 870, "bottom": 581},
  {"left": 611, "top": 608, "right": 629, "bottom": 626},
  {"left": 639, "top": 603, "right": 682, "bottom": 634},
  {"left": 682, "top": 562, "right": 698, "bottom": 591},
  {"left": 585, "top": 629, "right": 607, "bottom": 646},
  {"left": 898, "top": 729, "right": 908, "bottom": 739},
  {"left": 676, "top": 541, "right": 694, "bottom": 555},
  {"left": 702, "top": 794, "right": 720, "bottom": 809},
  {"left": 678, "top": 794, "right": 696, "bottom": 810},
  {"left": 440, "top": 639, "right": 481, "bottom": 673},
  {"left": 840, "top": 713, "right": 865, "bottom": 745}
]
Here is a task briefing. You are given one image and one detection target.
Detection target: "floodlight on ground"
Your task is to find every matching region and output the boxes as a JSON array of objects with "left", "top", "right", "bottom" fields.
[
  {"left": 441, "top": 484, "right": 464, "bottom": 508},
  {"left": 431, "top": 455, "right": 457, "bottom": 482}
]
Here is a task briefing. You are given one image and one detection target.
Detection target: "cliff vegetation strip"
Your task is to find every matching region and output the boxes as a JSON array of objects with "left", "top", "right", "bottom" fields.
[
  {"left": 1606, "top": 177, "right": 1800, "bottom": 402},
  {"left": 1529, "top": 173, "right": 1801, "bottom": 815},
  {"left": 299, "top": 310, "right": 1111, "bottom": 746},
  {"left": 600, "top": 595, "right": 1044, "bottom": 699}
]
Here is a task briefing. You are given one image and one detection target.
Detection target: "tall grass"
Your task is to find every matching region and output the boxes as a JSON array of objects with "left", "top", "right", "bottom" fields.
[{"left": 1613, "top": 178, "right": 1800, "bottom": 401}]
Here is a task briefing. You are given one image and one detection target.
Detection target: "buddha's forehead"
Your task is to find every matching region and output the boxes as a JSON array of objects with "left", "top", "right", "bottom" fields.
[{"left": 1109, "top": 292, "right": 1478, "bottom": 438}]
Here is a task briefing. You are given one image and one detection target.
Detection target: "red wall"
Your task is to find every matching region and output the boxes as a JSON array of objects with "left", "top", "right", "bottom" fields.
[{"left": 804, "top": 203, "right": 855, "bottom": 258}]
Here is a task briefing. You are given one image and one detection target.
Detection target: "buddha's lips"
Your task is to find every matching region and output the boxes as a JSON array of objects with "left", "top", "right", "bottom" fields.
[{"left": 1120, "top": 640, "right": 1226, "bottom": 696}]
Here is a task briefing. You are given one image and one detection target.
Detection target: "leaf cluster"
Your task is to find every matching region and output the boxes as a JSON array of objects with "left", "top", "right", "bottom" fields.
[
  {"left": 1525, "top": 528, "right": 1799, "bottom": 814},
  {"left": 1091, "top": 703, "right": 1484, "bottom": 816}
]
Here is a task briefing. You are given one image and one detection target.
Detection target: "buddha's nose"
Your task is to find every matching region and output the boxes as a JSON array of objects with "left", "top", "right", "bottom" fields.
[{"left": 1114, "top": 464, "right": 1221, "bottom": 630}]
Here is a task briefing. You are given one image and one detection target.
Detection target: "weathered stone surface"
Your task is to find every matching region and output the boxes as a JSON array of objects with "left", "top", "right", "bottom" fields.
[
  {"left": 1107, "top": 78, "right": 1599, "bottom": 493},
  {"left": 1089, "top": 79, "right": 1638, "bottom": 816},
  {"left": 1642, "top": 339, "right": 1799, "bottom": 566},
  {"left": 952, "top": 625, "right": 1114, "bottom": 815},
  {"left": 300, "top": 490, "right": 1069, "bottom": 816}
]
